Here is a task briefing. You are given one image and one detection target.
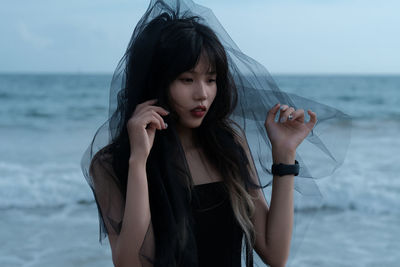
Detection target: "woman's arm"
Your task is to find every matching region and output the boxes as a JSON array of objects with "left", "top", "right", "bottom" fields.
[
  {"left": 111, "top": 157, "right": 152, "bottom": 267},
  {"left": 239, "top": 133, "right": 295, "bottom": 267},
  {"left": 90, "top": 152, "right": 153, "bottom": 267},
  {"left": 111, "top": 99, "right": 167, "bottom": 266},
  {"left": 246, "top": 103, "right": 317, "bottom": 266},
  {"left": 263, "top": 148, "right": 296, "bottom": 266}
]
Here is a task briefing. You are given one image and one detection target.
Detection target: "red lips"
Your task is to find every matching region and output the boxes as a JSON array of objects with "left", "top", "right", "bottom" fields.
[
  {"left": 190, "top": 105, "right": 207, "bottom": 118},
  {"left": 190, "top": 105, "right": 206, "bottom": 112}
]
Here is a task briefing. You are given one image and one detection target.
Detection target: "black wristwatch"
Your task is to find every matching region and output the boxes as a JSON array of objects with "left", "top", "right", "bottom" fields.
[{"left": 272, "top": 160, "right": 299, "bottom": 176}]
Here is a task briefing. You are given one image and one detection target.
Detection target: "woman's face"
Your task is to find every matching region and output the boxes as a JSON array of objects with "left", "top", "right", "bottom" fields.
[{"left": 168, "top": 53, "right": 217, "bottom": 129}]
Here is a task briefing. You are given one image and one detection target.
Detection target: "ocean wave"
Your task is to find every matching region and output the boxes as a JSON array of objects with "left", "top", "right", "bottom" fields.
[
  {"left": 0, "top": 92, "right": 11, "bottom": 99},
  {"left": 1, "top": 160, "right": 399, "bottom": 215},
  {"left": 0, "top": 161, "right": 93, "bottom": 210},
  {"left": 295, "top": 201, "right": 399, "bottom": 215},
  {"left": 24, "top": 109, "right": 55, "bottom": 118}
]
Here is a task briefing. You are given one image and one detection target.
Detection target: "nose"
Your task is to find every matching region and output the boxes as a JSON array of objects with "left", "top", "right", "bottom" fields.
[{"left": 194, "top": 81, "right": 207, "bottom": 101}]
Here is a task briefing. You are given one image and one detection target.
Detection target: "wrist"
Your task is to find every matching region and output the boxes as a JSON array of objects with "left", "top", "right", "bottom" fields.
[
  {"left": 129, "top": 154, "right": 147, "bottom": 166},
  {"left": 272, "top": 160, "right": 299, "bottom": 177},
  {"left": 271, "top": 147, "right": 296, "bottom": 164}
]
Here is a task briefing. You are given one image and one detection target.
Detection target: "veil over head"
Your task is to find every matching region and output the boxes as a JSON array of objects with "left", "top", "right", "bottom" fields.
[{"left": 81, "top": 0, "right": 352, "bottom": 266}]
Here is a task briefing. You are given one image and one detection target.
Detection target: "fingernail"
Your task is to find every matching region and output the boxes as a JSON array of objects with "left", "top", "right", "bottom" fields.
[
  {"left": 164, "top": 123, "right": 168, "bottom": 129},
  {"left": 280, "top": 117, "right": 286, "bottom": 123}
]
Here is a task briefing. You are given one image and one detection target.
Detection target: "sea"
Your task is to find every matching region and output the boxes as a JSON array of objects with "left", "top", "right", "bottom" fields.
[{"left": 0, "top": 74, "right": 399, "bottom": 267}]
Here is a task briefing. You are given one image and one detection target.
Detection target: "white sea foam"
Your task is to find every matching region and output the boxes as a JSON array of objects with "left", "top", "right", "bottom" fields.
[
  {"left": 1, "top": 118, "right": 399, "bottom": 216},
  {"left": 0, "top": 161, "right": 92, "bottom": 209}
]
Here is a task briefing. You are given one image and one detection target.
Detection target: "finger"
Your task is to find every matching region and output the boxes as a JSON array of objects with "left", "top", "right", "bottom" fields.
[
  {"left": 145, "top": 98, "right": 158, "bottom": 104},
  {"left": 134, "top": 99, "right": 159, "bottom": 113},
  {"left": 279, "top": 104, "right": 289, "bottom": 111},
  {"left": 135, "top": 104, "right": 169, "bottom": 119},
  {"left": 138, "top": 98, "right": 158, "bottom": 107},
  {"left": 266, "top": 103, "right": 281, "bottom": 124},
  {"left": 150, "top": 110, "right": 168, "bottom": 129},
  {"left": 306, "top": 110, "right": 317, "bottom": 129},
  {"left": 144, "top": 105, "right": 170, "bottom": 116},
  {"left": 143, "top": 110, "right": 165, "bottom": 130},
  {"left": 288, "top": 109, "right": 305, "bottom": 123},
  {"left": 279, "top": 107, "right": 295, "bottom": 123},
  {"left": 144, "top": 113, "right": 163, "bottom": 130}
]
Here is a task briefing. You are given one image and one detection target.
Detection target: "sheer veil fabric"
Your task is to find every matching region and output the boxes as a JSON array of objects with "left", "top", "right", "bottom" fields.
[{"left": 81, "top": 0, "right": 352, "bottom": 266}]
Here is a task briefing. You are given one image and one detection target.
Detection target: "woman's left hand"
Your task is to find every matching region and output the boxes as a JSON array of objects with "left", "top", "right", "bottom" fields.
[{"left": 265, "top": 103, "right": 317, "bottom": 154}]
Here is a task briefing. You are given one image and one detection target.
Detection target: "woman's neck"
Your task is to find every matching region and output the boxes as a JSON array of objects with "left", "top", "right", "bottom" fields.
[{"left": 176, "top": 124, "right": 198, "bottom": 151}]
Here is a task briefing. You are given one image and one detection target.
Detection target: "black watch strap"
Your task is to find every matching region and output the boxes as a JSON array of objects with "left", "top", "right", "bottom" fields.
[{"left": 271, "top": 160, "right": 299, "bottom": 176}]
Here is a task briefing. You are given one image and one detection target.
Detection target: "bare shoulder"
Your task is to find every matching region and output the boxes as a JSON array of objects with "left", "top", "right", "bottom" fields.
[
  {"left": 90, "top": 145, "right": 112, "bottom": 167},
  {"left": 89, "top": 145, "right": 116, "bottom": 183},
  {"left": 88, "top": 147, "right": 122, "bottom": 262}
]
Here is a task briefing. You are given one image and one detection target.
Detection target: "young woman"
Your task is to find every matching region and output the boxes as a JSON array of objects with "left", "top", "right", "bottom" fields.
[{"left": 82, "top": 1, "right": 349, "bottom": 266}]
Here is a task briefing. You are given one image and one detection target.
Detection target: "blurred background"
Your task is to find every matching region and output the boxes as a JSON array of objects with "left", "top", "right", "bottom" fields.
[{"left": 1, "top": 0, "right": 399, "bottom": 266}]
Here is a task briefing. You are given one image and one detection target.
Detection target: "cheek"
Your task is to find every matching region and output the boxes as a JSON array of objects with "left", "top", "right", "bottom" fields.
[
  {"left": 210, "top": 85, "right": 217, "bottom": 102},
  {"left": 168, "top": 85, "right": 186, "bottom": 111}
]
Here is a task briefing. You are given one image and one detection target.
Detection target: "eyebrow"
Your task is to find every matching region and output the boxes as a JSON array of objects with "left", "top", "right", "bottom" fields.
[{"left": 187, "top": 70, "right": 217, "bottom": 74}]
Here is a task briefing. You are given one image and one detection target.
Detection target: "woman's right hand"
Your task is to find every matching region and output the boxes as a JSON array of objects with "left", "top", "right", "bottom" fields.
[{"left": 127, "top": 99, "right": 169, "bottom": 161}]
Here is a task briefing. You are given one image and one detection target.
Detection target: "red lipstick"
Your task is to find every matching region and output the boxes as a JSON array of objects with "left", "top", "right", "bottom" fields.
[{"left": 190, "top": 105, "right": 206, "bottom": 118}]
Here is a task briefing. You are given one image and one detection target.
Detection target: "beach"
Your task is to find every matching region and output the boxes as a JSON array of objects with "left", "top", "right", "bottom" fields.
[{"left": 1, "top": 74, "right": 399, "bottom": 266}]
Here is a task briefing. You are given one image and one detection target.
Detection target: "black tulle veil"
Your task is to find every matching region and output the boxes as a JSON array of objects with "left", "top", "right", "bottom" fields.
[{"left": 81, "top": 0, "right": 352, "bottom": 266}]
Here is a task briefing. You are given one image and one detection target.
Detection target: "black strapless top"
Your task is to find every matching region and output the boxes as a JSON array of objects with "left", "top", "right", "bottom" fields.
[{"left": 191, "top": 181, "right": 243, "bottom": 267}]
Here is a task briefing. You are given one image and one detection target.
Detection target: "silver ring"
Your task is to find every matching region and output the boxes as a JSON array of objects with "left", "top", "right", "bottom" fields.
[{"left": 288, "top": 114, "right": 293, "bottom": 120}]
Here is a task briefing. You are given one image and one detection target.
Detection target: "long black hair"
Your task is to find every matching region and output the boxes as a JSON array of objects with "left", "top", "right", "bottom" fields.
[{"left": 102, "top": 12, "right": 257, "bottom": 266}]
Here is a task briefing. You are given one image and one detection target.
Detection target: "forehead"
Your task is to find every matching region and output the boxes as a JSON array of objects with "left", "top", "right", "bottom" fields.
[{"left": 187, "top": 53, "right": 216, "bottom": 74}]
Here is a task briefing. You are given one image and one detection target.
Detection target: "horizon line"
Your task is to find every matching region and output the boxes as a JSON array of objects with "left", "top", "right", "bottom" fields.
[{"left": 0, "top": 71, "right": 399, "bottom": 76}]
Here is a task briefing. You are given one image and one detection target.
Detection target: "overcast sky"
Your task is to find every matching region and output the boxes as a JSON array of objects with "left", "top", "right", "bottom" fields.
[{"left": 1, "top": 0, "right": 399, "bottom": 74}]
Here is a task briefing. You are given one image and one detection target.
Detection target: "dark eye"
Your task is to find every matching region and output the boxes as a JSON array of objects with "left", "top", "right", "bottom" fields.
[
  {"left": 180, "top": 78, "right": 193, "bottom": 83},
  {"left": 208, "top": 78, "right": 216, "bottom": 83}
]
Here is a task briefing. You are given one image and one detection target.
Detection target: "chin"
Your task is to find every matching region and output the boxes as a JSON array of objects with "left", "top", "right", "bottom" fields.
[
  {"left": 179, "top": 119, "right": 204, "bottom": 129},
  {"left": 187, "top": 121, "right": 203, "bottom": 129}
]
